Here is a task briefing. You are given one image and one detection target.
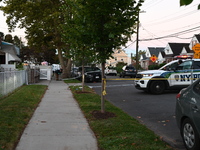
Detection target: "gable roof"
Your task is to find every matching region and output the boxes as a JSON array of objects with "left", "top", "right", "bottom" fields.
[
  {"left": 194, "top": 34, "right": 200, "bottom": 42},
  {"left": 1, "top": 41, "right": 21, "bottom": 62},
  {"left": 184, "top": 46, "right": 193, "bottom": 53},
  {"left": 168, "top": 43, "right": 189, "bottom": 56},
  {"left": 141, "top": 53, "right": 147, "bottom": 60},
  {"left": 148, "top": 47, "right": 165, "bottom": 57}
]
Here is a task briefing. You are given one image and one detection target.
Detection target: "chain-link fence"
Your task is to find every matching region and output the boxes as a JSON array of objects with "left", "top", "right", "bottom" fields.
[{"left": 0, "top": 70, "right": 28, "bottom": 98}]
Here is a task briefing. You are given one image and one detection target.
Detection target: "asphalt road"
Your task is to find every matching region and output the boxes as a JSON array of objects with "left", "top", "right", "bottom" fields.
[{"left": 86, "top": 76, "right": 186, "bottom": 150}]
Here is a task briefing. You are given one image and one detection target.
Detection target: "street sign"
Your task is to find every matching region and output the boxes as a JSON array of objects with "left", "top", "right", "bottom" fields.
[
  {"left": 193, "top": 52, "right": 200, "bottom": 59},
  {"left": 150, "top": 54, "right": 157, "bottom": 62},
  {"left": 192, "top": 43, "right": 200, "bottom": 52}
]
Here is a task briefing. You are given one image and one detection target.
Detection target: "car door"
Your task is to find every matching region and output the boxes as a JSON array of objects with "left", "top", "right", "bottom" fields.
[
  {"left": 190, "top": 80, "right": 200, "bottom": 133},
  {"left": 169, "top": 60, "right": 194, "bottom": 86}
]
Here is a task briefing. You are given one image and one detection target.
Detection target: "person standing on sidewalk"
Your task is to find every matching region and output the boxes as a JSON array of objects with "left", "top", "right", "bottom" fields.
[{"left": 55, "top": 67, "right": 62, "bottom": 80}]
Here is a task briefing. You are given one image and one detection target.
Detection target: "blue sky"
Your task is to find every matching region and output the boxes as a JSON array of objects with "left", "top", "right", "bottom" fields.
[{"left": 1, "top": 0, "right": 200, "bottom": 54}]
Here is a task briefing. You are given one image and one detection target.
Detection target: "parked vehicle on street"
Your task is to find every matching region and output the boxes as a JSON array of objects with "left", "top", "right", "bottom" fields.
[
  {"left": 175, "top": 78, "right": 200, "bottom": 150},
  {"left": 119, "top": 65, "right": 136, "bottom": 78},
  {"left": 135, "top": 59, "right": 200, "bottom": 94},
  {"left": 105, "top": 67, "right": 117, "bottom": 76},
  {"left": 77, "top": 66, "right": 102, "bottom": 82},
  {"left": 71, "top": 67, "right": 78, "bottom": 77}
]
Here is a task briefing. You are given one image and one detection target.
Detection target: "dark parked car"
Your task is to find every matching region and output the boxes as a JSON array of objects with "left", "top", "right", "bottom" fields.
[
  {"left": 119, "top": 65, "right": 136, "bottom": 78},
  {"left": 77, "top": 66, "right": 102, "bottom": 82},
  {"left": 71, "top": 67, "right": 78, "bottom": 77},
  {"left": 176, "top": 78, "right": 200, "bottom": 150}
]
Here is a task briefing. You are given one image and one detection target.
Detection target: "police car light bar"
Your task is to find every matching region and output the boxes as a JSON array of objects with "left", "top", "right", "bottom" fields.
[{"left": 174, "top": 55, "right": 192, "bottom": 59}]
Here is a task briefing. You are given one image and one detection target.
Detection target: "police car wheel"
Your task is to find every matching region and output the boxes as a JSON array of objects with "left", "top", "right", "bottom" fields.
[{"left": 149, "top": 81, "right": 165, "bottom": 94}]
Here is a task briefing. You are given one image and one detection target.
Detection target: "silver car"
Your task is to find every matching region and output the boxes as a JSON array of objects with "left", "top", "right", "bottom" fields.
[{"left": 176, "top": 78, "right": 200, "bottom": 150}]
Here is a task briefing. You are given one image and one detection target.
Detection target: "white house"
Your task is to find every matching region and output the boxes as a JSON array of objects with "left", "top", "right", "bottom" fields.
[{"left": 0, "top": 41, "right": 21, "bottom": 70}]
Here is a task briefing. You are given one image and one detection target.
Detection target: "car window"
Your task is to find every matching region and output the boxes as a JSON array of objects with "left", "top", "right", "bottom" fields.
[
  {"left": 177, "top": 61, "right": 192, "bottom": 70},
  {"left": 193, "top": 61, "right": 200, "bottom": 69},
  {"left": 126, "top": 66, "right": 135, "bottom": 70},
  {"left": 193, "top": 81, "right": 200, "bottom": 95},
  {"left": 160, "top": 61, "right": 178, "bottom": 70},
  {"left": 79, "top": 67, "right": 100, "bottom": 72}
]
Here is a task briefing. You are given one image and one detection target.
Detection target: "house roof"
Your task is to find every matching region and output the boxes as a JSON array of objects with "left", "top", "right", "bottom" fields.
[
  {"left": 161, "top": 51, "right": 166, "bottom": 58},
  {"left": 1, "top": 41, "right": 21, "bottom": 62},
  {"left": 168, "top": 43, "right": 189, "bottom": 56},
  {"left": 184, "top": 46, "right": 193, "bottom": 53},
  {"left": 141, "top": 54, "right": 147, "bottom": 60},
  {"left": 148, "top": 47, "right": 165, "bottom": 57},
  {"left": 194, "top": 34, "right": 200, "bottom": 42}
]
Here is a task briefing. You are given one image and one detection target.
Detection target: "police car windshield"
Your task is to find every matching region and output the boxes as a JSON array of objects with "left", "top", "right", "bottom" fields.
[{"left": 159, "top": 60, "right": 179, "bottom": 71}]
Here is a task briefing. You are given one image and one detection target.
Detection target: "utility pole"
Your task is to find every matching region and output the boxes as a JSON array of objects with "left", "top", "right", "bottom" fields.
[
  {"left": 135, "top": 12, "right": 139, "bottom": 74},
  {"left": 135, "top": 11, "right": 145, "bottom": 74}
]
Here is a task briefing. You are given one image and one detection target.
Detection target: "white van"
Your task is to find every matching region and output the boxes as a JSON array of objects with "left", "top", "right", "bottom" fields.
[{"left": 134, "top": 59, "right": 200, "bottom": 94}]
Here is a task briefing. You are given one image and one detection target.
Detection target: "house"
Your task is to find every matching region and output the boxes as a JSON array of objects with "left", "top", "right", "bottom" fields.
[
  {"left": 189, "top": 34, "right": 200, "bottom": 50},
  {"left": 106, "top": 49, "right": 130, "bottom": 67},
  {"left": 140, "top": 53, "right": 149, "bottom": 70},
  {"left": 164, "top": 43, "right": 190, "bottom": 62},
  {"left": 140, "top": 47, "right": 165, "bottom": 70},
  {"left": 0, "top": 41, "right": 21, "bottom": 70}
]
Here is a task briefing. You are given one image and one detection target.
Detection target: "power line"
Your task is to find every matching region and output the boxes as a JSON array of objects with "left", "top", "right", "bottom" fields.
[
  {"left": 145, "top": 10, "right": 199, "bottom": 27},
  {"left": 142, "top": 1, "right": 199, "bottom": 26},
  {"left": 140, "top": 25, "right": 200, "bottom": 41}
]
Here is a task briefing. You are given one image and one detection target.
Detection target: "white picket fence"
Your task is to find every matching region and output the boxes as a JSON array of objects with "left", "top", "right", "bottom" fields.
[
  {"left": 0, "top": 70, "right": 28, "bottom": 97},
  {"left": 0, "top": 66, "right": 52, "bottom": 97}
]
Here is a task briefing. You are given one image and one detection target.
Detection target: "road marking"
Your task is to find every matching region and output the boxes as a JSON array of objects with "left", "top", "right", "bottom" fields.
[{"left": 89, "top": 84, "right": 134, "bottom": 88}]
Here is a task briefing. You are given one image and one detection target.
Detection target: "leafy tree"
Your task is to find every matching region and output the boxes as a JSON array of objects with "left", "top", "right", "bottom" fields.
[
  {"left": 62, "top": 0, "right": 144, "bottom": 112},
  {"left": 180, "top": 0, "right": 200, "bottom": 9},
  {"left": 132, "top": 50, "right": 146, "bottom": 62},
  {"left": 4, "top": 34, "right": 13, "bottom": 43},
  {"left": 0, "top": 0, "right": 72, "bottom": 78},
  {"left": 0, "top": 32, "right": 4, "bottom": 40},
  {"left": 116, "top": 62, "right": 127, "bottom": 73}
]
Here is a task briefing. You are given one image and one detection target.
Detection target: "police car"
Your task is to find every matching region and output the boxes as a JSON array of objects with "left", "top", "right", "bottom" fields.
[{"left": 135, "top": 59, "right": 200, "bottom": 94}]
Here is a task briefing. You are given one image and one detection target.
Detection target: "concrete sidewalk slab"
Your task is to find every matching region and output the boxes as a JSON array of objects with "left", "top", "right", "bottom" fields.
[{"left": 16, "top": 80, "right": 98, "bottom": 150}]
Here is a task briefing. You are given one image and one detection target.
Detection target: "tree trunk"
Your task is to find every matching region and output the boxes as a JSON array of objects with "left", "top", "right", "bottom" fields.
[
  {"left": 57, "top": 46, "right": 72, "bottom": 79},
  {"left": 101, "top": 62, "right": 106, "bottom": 113},
  {"left": 81, "top": 63, "right": 85, "bottom": 92}
]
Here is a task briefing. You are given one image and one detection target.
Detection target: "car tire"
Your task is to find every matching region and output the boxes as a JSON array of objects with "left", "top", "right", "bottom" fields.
[
  {"left": 181, "top": 118, "right": 200, "bottom": 150},
  {"left": 149, "top": 81, "right": 165, "bottom": 94}
]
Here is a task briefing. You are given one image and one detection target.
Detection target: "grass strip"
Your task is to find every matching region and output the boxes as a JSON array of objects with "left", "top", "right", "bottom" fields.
[
  {"left": 69, "top": 85, "right": 173, "bottom": 150},
  {"left": 64, "top": 79, "right": 81, "bottom": 83},
  {"left": 0, "top": 85, "right": 47, "bottom": 150}
]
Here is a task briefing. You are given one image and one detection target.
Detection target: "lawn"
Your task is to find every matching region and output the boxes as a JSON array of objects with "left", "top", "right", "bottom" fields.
[
  {"left": 0, "top": 79, "right": 173, "bottom": 150},
  {"left": 68, "top": 81, "right": 173, "bottom": 150},
  {"left": 0, "top": 85, "right": 47, "bottom": 150}
]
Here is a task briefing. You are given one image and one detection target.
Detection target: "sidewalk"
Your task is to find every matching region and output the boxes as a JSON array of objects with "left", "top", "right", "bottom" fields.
[{"left": 15, "top": 80, "right": 98, "bottom": 150}]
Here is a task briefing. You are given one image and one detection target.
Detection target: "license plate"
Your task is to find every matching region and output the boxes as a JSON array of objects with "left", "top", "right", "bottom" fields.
[{"left": 96, "top": 76, "right": 99, "bottom": 79}]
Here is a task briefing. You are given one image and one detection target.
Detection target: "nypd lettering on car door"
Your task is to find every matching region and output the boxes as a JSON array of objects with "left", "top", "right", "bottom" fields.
[{"left": 173, "top": 74, "right": 200, "bottom": 82}]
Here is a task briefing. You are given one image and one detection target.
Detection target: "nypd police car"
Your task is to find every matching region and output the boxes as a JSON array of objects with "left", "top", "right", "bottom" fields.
[{"left": 135, "top": 59, "right": 200, "bottom": 94}]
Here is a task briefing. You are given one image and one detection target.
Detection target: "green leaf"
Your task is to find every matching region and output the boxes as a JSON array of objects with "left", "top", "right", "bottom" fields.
[
  {"left": 198, "top": 4, "right": 200, "bottom": 9},
  {"left": 180, "top": 0, "right": 193, "bottom": 6}
]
